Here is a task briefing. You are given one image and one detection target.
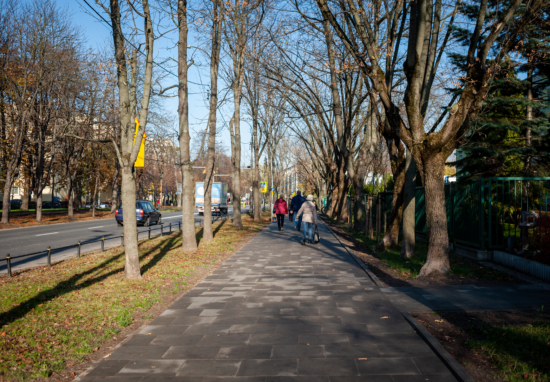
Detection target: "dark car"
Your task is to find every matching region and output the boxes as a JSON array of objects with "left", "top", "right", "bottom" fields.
[
  {"left": 42, "top": 202, "right": 62, "bottom": 209},
  {"left": 115, "top": 201, "right": 162, "bottom": 227}
]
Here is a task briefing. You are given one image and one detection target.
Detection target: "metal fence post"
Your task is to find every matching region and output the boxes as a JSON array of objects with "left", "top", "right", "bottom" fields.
[
  {"left": 101, "top": 237, "right": 105, "bottom": 252},
  {"left": 77, "top": 241, "right": 81, "bottom": 258},
  {"left": 47, "top": 247, "right": 51, "bottom": 267},
  {"left": 6, "top": 254, "right": 12, "bottom": 277},
  {"left": 161, "top": 224, "right": 164, "bottom": 235},
  {"left": 121, "top": 234, "right": 124, "bottom": 246},
  {"left": 179, "top": 221, "right": 181, "bottom": 231},
  {"left": 169, "top": 223, "right": 172, "bottom": 233},
  {"left": 148, "top": 227, "right": 151, "bottom": 239}
]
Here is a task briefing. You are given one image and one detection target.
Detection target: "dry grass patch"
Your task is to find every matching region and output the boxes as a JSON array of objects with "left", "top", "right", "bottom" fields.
[{"left": 0, "top": 215, "right": 269, "bottom": 381}]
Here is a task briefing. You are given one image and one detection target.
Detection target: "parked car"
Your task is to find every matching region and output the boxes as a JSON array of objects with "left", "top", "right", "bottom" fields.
[
  {"left": 10, "top": 199, "right": 22, "bottom": 209},
  {"left": 42, "top": 202, "right": 62, "bottom": 209},
  {"left": 84, "top": 202, "right": 109, "bottom": 209},
  {"left": 115, "top": 201, "right": 162, "bottom": 227}
]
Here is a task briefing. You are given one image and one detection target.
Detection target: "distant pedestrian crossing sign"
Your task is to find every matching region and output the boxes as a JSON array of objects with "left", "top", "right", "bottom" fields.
[{"left": 260, "top": 181, "right": 267, "bottom": 193}]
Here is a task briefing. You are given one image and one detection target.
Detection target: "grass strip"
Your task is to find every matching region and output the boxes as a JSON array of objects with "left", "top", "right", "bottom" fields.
[
  {"left": 325, "top": 216, "right": 510, "bottom": 280},
  {"left": 466, "top": 318, "right": 550, "bottom": 381},
  {"left": 0, "top": 214, "right": 268, "bottom": 380}
]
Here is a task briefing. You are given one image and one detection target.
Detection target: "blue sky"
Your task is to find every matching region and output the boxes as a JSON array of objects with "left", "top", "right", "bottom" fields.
[{"left": 57, "top": 0, "right": 251, "bottom": 162}]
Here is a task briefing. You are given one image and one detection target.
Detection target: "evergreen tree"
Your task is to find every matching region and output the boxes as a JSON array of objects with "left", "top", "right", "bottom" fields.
[{"left": 451, "top": 1, "right": 550, "bottom": 178}]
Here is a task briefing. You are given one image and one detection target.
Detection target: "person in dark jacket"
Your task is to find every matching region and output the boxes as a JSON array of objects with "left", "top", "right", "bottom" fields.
[
  {"left": 290, "top": 191, "right": 306, "bottom": 231},
  {"left": 274, "top": 195, "right": 288, "bottom": 231}
]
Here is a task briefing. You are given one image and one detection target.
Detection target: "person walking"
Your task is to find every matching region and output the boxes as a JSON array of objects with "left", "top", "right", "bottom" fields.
[
  {"left": 295, "top": 194, "right": 318, "bottom": 245},
  {"left": 274, "top": 195, "right": 288, "bottom": 231},
  {"left": 290, "top": 191, "right": 306, "bottom": 231}
]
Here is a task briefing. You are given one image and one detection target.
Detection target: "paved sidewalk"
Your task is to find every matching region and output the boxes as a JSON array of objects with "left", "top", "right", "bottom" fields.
[
  {"left": 79, "top": 221, "right": 457, "bottom": 382},
  {"left": 382, "top": 283, "right": 550, "bottom": 313}
]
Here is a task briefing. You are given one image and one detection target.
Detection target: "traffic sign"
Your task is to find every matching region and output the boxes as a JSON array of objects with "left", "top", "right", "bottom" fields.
[{"left": 133, "top": 118, "right": 146, "bottom": 167}]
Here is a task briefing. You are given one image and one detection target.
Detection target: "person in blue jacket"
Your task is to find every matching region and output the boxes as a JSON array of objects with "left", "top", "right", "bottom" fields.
[{"left": 290, "top": 191, "right": 306, "bottom": 231}]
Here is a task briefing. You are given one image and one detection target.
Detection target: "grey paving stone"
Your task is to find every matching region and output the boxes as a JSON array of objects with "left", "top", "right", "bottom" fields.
[
  {"left": 170, "top": 317, "right": 218, "bottom": 326},
  {"left": 110, "top": 346, "right": 170, "bottom": 360},
  {"left": 298, "top": 359, "right": 358, "bottom": 376},
  {"left": 214, "top": 316, "right": 259, "bottom": 325},
  {"left": 141, "top": 377, "right": 204, "bottom": 382},
  {"left": 163, "top": 346, "right": 221, "bottom": 359},
  {"left": 321, "top": 325, "right": 368, "bottom": 334},
  {"left": 123, "top": 335, "right": 158, "bottom": 347},
  {"left": 276, "top": 325, "right": 322, "bottom": 335},
  {"left": 356, "top": 358, "right": 420, "bottom": 375},
  {"left": 376, "top": 342, "right": 433, "bottom": 357},
  {"left": 238, "top": 359, "right": 298, "bottom": 376},
  {"left": 299, "top": 334, "right": 349, "bottom": 346},
  {"left": 230, "top": 325, "right": 278, "bottom": 334},
  {"left": 198, "top": 334, "right": 251, "bottom": 347},
  {"left": 329, "top": 377, "right": 392, "bottom": 382},
  {"left": 215, "top": 346, "right": 273, "bottom": 359},
  {"left": 185, "top": 325, "right": 233, "bottom": 335},
  {"left": 249, "top": 334, "right": 299, "bottom": 346},
  {"left": 85, "top": 360, "right": 130, "bottom": 377},
  {"left": 81, "top": 377, "right": 143, "bottom": 382},
  {"left": 323, "top": 345, "right": 379, "bottom": 358},
  {"left": 119, "top": 359, "right": 185, "bottom": 375},
  {"left": 140, "top": 326, "right": 189, "bottom": 336},
  {"left": 267, "top": 377, "right": 329, "bottom": 382},
  {"left": 204, "top": 377, "right": 267, "bottom": 382},
  {"left": 150, "top": 335, "right": 204, "bottom": 347},
  {"left": 412, "top": 356, "right": 452, "bottom": 374},
  {"left": 177, "top": 360, "right": 242, "bottom": 376},
  {"left": 391, "top": 376, "right": 458, "bottom": 382},
  {"left": 271, "top": 345, "right": 325, "bottom": 358}
]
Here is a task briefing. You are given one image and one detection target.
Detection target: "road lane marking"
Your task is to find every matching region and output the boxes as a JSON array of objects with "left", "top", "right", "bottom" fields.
[
  {"left": 88, "top": 226, "right": 104, "bottom": 229},
  {"left": 163, "top": 216, "right": 180, "bottom": 219},
  {"left": 36, "top": 232, "right": 59, "bottom": 236}
]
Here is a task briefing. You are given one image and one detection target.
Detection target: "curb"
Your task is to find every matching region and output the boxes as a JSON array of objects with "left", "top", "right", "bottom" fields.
[
  {"left": 320, "top": 218, "right": 384, "bottom": 288},
  {"left": 402, "top": 312, "right": 476, "bottom": 382}
]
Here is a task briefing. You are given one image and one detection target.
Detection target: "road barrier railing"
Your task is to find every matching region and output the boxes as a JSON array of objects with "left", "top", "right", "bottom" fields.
[{"left": 1, "top": 213, "right": 231, "bottom": 278}]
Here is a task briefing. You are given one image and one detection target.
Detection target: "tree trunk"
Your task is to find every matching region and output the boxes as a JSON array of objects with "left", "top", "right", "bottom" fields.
[
  {"left": 67, "top": 173, "right": 74, "bottom": 219},
  {"left": 121, "top": 166, "right": 141, "bottom": 279},
  {"left": 253, "top": 122, "right": 261, "bottom": 221},
  {"left": 401, "top": 149, "right": 416, "bottom": 258},
  {"left": 92, "top": 153, "right": 101, "bottom": 218},
  {"left": 36, "top": 192, "right": 43, "bottom": 222},
  {"left": 230, "top": 118, "right": 243, "bottom": 230},
  {"left": 21, "top": 180, "right": 30, "bottom": 211},
  {"left": 201, "top": 0, "right": 223, "bottom": 242},
  {"left": 1, "top": 171, "right": 13, "bottom": 224},
  {"left": 418, "top": 154, "right": 450, "bottom": 276},
  {"left": 379, "top": 170, "right": 405, "bottom": 248},
  {"left": 111, "top": 158, "right": 120, "bottom": 213}
]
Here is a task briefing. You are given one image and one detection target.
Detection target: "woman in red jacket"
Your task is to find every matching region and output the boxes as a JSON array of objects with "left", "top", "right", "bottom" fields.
[{"left": 274, "top": 194, "right": 289, "bottom": 231}]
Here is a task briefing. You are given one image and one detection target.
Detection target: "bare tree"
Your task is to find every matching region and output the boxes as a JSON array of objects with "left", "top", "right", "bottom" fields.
[
  {"left": 316, "top": 0, "right": 545, "bottom": 275},
  {"left": 202, "top": 0, "right": 224, "bottom": 242}
]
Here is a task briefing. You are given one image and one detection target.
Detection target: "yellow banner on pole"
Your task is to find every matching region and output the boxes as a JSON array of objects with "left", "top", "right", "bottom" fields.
[
  {"left": 260, "top": 181, "right": 267, "bottom": 193},
  {"left": 133, "top": 118, "right": 146, "bottom": 167}
]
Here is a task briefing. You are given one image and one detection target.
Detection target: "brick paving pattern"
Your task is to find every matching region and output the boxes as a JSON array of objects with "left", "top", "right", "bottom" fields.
[{"left": 79, "top": 222, "right": 457, "bottom": 382}]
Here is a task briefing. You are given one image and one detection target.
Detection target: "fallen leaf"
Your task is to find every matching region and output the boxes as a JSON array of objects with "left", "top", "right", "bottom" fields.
[
  {"left": 146, "top": 333, "right": 152, "bottom": 335},
  {"left": 358, "top": 358, "right": 368, "bottom": 360},
  {"left": 103, "top": 354, "right": 111, "bottom": 359},
  {"left": 381, "top": 316, "right": 389, "bottom": 319},
  {"left": 435, "top": 320, "right": 444, "bottom": 323}
]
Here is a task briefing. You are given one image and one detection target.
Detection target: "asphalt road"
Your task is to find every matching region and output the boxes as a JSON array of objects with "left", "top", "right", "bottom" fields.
[{"left": 0, "top": 207, "right": 243, "bottom": 275}]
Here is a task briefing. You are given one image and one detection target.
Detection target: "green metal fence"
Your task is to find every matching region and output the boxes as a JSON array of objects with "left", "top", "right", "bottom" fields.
[{"left": 359, "top": 177, "right": 550, "bottom": 251}]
